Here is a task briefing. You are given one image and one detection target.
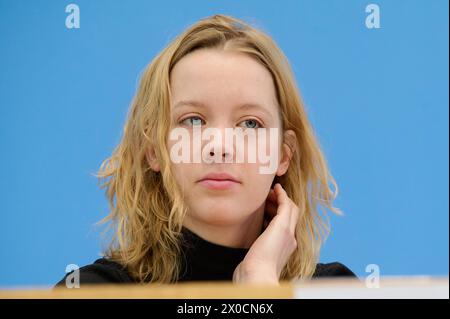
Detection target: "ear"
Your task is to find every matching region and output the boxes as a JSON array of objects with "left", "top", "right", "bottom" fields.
[
  {"left": 276, "top": 130, "right": 297, "bottom": 177},
  {"left": 146, "top": 146, "right": 161, "bottom": 172}
]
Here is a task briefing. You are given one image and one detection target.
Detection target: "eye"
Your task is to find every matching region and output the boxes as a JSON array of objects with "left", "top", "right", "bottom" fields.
[
  {"left": 180, "top": 116, "right": 205, "bottom": 127},
  {"left": 239, "top": 119, "right": 262, "bottom": 129}
]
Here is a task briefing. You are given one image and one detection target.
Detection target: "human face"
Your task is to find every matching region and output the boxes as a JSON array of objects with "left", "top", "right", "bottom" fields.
[{"left": 167, "top": 48, "right": 288, "bottom": 229}]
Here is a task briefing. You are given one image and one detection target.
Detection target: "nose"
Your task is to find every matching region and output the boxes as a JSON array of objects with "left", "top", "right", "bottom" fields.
[
  {"left": 206, "top": 148, "right": 232, "bottom": 162},
  {"left": 203, "top": 127, "right": 234, "bottom": 164}
]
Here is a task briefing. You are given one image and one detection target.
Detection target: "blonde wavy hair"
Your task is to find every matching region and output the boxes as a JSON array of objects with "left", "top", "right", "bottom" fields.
[{"left": 96, "top": 14, "right": 342, "bottom": 284}]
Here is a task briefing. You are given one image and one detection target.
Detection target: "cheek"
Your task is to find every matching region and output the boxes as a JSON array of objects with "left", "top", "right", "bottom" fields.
[
  {"left": 239, "top": 131, "right": 281, "bottom": 171},
  {"left": 170, "top": 163, "right": 195, "bottom": 193},
  {"left": 240, "top": 164, "right": 275, "bottom": 198}
]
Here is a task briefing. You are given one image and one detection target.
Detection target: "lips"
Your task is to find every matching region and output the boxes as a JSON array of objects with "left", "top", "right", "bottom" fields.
[
  {"left": 198, "top": 172, "right": 240, "bottom": 183},
  {"left": 197, "top": 172, "right": 241, "bottom": 190}
]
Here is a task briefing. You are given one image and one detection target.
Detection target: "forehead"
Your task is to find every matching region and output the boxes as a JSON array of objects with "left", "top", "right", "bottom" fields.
[{"left": 169, "top": 49, "right": 279, "bottom": 112}]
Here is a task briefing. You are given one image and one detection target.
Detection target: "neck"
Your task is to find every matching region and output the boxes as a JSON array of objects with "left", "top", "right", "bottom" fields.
[{"left": 182, "top": 203, "right": 265, "bottom": 249}]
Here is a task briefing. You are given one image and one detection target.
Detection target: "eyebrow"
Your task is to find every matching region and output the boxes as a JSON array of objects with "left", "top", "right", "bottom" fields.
[{"left": 173, "top": 100, "right": 274, "bottom": 118}]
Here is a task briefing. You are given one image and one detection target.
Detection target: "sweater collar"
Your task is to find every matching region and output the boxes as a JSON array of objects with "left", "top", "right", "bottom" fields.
[{"left": 179, "top": 226, "right": 250, "bottom": 281}]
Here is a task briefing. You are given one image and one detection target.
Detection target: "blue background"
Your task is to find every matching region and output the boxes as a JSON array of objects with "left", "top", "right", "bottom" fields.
[{"left": 0, "top": 0, "right": 448, "bottom": 287}]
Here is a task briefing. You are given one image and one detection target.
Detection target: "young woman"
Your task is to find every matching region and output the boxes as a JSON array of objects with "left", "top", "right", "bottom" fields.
[{"left": 56, "top": 14, "right": 356, "bottom": 287}]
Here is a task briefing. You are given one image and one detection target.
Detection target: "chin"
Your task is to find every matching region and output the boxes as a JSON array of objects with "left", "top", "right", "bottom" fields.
[{"left": 194, "top": 210, "right": 246, "bottom": 226}]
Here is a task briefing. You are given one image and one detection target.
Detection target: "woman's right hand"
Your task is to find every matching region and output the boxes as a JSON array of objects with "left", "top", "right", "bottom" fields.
[{"left": 232, "top": 183, "right": 299, "bottom": 284}]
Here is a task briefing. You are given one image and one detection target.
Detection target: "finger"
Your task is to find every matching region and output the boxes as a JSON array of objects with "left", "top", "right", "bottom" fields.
[
  {"left": 274, "top": 183, "right": 289, "bottom": 205},
  {"left": 277, "top": 186, "right": 298, "bottom": 234},
  {"left": 273, "top": 183, "right": 292, "bottom": 226},
  {"left": 274, "top": 184, "right": 299, "bottom": 234},
  {"left": 275, "top": 184, "right": 299, "bottom": 234}
]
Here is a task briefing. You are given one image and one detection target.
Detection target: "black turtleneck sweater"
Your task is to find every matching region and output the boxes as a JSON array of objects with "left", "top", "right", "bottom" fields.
[{"left": 55, "top": 227, "right": 357, "bottom": 286}]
